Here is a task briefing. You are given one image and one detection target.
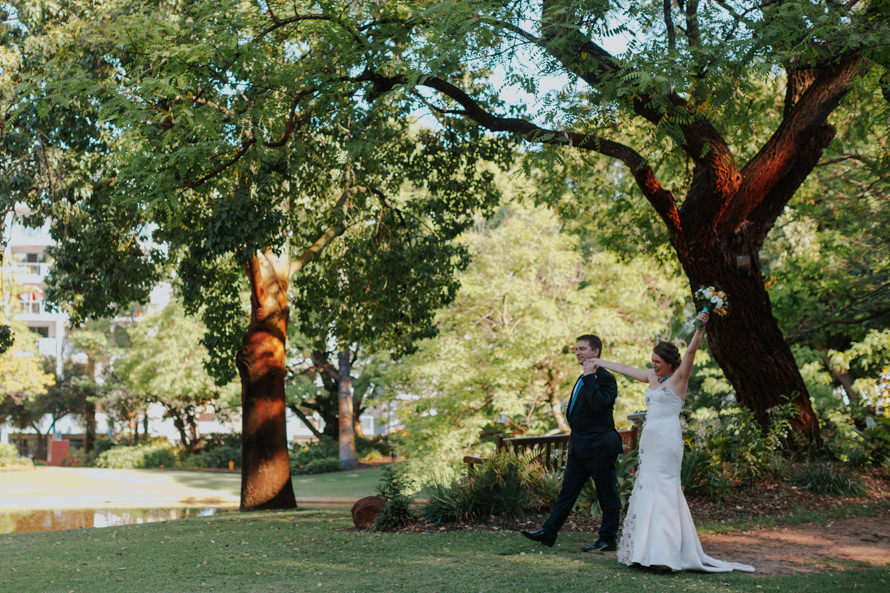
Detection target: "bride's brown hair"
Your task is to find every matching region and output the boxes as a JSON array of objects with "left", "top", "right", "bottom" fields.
[{"left": 653, "top": 341, "right": 681, "bottom": 371}]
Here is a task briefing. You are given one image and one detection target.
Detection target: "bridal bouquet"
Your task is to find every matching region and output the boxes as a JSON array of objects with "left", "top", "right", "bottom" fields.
[{"left": 684, "top": 285, "right": 729, "bottom": 334}]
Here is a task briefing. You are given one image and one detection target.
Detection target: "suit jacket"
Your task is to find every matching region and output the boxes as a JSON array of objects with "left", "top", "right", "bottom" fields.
[{"left": 566, "top": 367, "right": 623, "bottom": 458}]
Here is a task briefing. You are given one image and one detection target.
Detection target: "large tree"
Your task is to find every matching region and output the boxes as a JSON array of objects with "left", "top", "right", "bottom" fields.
[
  {"left": 15, "top": 0, "right": 507, "bottom": 510},
  {"left": 325, "top": 0, "right": 889, "bottom": 441}
]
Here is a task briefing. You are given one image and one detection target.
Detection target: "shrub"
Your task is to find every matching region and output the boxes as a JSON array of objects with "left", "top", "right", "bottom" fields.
[
  {"left": 372, "top": 464, "right": 418, "bottom": 531},
  {"left": 289, "top": 434, "right": 393, "bottom": 474},
  {"left": 94, "top": 442, "right": 178, "bottom": 469},
  {"left": 680, "top": 447, "right": 729, "bottom": 498},
  {"left": 790, "top": 462, "right": 867, "bottom": 497},
  {"left": 859, "top": 415, "right": 890, "bottom": 465},
  {"left": 290, "top": 437, "right": 339, "bottom": 474},
  {"left": 0, "top": 443, "right": 32, "bottom": 468},
  {"left": 422, "top": 450, "right": 559, "bottom": 524},
  {"left": 185, "top": 445, "right": 241, "bottom": 469},
  {"left": 181, "top": 434, "right": 242, "bottom": 469},
  {"left": 303, "top": 457, "right": 341, "bottom": 474},
  {"left": 685, "top": 403, "right": 794, "bottom": 481}
]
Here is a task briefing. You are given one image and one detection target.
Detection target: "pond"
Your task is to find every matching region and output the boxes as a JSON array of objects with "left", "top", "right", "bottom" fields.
[{"left": 0, "top": 506, "right": 236, "bottom": 534}]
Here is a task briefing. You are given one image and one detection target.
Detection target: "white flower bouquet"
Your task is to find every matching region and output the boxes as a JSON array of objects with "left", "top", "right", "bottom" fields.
[{"left": 685, "top": 285, "right": 729, "bottom": 334}]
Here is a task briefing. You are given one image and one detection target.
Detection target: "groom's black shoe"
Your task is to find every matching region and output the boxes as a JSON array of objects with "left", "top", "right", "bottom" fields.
[
  {"left": 520, "top": 529, "right": 555, "bottom": 547},
  {"left": 582, "top": 540, "right": 617, "bottom": 552}
]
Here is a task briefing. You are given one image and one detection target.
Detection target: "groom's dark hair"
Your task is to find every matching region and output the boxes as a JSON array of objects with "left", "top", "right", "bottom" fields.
[{"left": 576, "top": 334, "right": 602, "bottom": 355}]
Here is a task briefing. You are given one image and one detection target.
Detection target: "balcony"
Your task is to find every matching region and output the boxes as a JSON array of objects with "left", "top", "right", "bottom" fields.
[{"left": 11, "top": 261, "right": 50, "bottom": 283}]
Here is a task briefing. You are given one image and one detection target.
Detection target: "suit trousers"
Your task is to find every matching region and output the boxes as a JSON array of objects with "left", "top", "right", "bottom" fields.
[{"left": 541, "top": 452, "right": 620, "bottom": 543}]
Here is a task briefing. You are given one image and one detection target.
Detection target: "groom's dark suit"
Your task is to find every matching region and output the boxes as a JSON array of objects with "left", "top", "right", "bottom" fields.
[{"left": 541, "top": 366, "right": 622, "bottom": 545}]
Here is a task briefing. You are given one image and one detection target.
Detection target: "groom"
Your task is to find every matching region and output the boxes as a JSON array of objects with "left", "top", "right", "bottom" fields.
[{"left": 520, "top": 334, "right": 623, "bottom": 551}]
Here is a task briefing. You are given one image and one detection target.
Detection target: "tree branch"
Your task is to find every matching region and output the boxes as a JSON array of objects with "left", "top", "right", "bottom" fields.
[
  {"left": 288, "top": 190, "right": 351, "bottom": 278},
  {"left": 664, "top": 0, "right": 677, "bottom": 51},
  {"left": 408, "top": 75, "right": 681, "bottom": 233},
  {"left": 728, "top": 53, "right": 862, "bottom": 234}
]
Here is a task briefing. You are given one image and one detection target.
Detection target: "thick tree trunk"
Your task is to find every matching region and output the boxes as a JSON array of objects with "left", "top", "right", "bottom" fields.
[
  {"left": 338, "top": 349, "right": 359, "bottom": 469},
  {"left": 237, "top": 252, "right": 297, "bottom": 511},
  {"left": 676, "top": 246, "right": 820, "bottom": 442}
]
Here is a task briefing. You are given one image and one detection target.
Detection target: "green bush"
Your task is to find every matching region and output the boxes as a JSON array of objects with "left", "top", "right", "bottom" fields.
[
  {"left": 290, "top": 437, "right": 339, "bottom": 474},
  {"left": 185, "top": 446, "right": 241, "bottom": 469},
  {"left": 859, "top": 415, "right": 890, "bottom": 465},
  {"left": 373, "top": 465, "right": 417, "bottom": 531},
  {"left": 180, "top": 434, "right": 242, "bottom": 469},
  {"left": 0, "top": 443, "right": 32, "bottom": 468},
  {"left": 289, "top": 435, "right": 392, "bottom": 474},
  {"left": 303, "top": 457, "right": 341, "bottom": 474},
  {"left": 94, "top": 442, "right": 178, "bottom": 469},
  {"left": 422, "top": 450, "right": 559, "bottom": 524},
  {"left": 685, "top": 403, "right": 794, "bottom": 481},
  {"left": 790, "top": 462, "right": 867, "bottom": 497},
  {"left": 680, "top": 447, "right": 729, "bottom": 498}
]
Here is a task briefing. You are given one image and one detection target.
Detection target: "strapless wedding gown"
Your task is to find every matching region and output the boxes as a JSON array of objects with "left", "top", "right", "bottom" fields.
[{"left": 617, "top": 385, "right": 754, "bottom": 572}]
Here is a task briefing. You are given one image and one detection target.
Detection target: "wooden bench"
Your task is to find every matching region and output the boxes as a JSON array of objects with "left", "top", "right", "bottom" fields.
[{"left": 463, "top": 427, "right": 639, "bottom": 472}]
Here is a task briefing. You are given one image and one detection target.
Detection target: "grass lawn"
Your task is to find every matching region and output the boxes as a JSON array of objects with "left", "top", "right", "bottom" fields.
[{"left": 1, "top": 507, "right": 886, "bottom": 593}]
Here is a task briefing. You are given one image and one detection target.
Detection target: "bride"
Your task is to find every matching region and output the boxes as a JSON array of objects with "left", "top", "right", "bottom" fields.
[{"left": 592, "top": 311, "right": 754, "bottom": 573}]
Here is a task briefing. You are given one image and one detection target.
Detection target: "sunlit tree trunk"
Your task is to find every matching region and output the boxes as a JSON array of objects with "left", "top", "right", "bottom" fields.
[{"left": 237, "top": 252, "right": 296, "bottom": 511}]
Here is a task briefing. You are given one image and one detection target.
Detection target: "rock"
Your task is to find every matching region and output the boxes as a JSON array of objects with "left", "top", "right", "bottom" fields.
[{"left": 351, "top": 495, "right": 386, "bottom": 528}]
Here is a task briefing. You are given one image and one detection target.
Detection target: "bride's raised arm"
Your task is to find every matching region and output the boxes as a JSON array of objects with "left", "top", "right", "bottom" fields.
[
  {"left": 592, "top": 358, "right": 651, "bottom": 383},
  {"left": 674, "top": 311, "right": 709, "bottom": 384}
]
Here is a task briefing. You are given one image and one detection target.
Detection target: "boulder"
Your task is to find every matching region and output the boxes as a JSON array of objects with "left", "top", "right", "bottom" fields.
[{"left": 351, "top": 495, "right": 386, "bottom": 528}]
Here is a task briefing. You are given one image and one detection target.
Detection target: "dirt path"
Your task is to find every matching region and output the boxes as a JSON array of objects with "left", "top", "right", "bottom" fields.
[{"left": 699, "top": 514, "right": 890, "bottom": 576}]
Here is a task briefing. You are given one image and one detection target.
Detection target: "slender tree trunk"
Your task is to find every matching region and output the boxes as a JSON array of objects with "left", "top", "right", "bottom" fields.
[
  {"left": 84, "top": 402, "right": 96, "bottom": 454},
  {"left": 237, "top": 252, "right": 297, "bottom": 511},
  {"left": 338, "top": 349, "right": 359, "bottom": 469}
]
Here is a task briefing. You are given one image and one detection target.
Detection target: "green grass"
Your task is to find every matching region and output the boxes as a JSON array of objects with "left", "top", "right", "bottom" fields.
[
  {"left": 1, "top": 509, "right": 886, "bottom": 593},
  {"left": 162, "top": 465, "right": 390, "bottom": 500}
]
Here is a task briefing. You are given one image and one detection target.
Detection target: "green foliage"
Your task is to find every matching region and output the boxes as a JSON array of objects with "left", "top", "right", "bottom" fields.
[
  {"left": 184, "top": 444, "right": 241, "bottom": 470},
  {"left": 0, "top": 443, "right": 32, "bottom": 468},
  {"left": 685, "top": 402, "right": 795, "bottom": 481},
  {"left": 289, "top": 435, "right": 392, "bottom": 474},
  {"left": 391, "top": 200, "right": 686, "bottom": 479},
  {"left": 373, "top": 465, "right": 418, "bottom": 531},
  {"left": 856, "top": 414, "right": 890, "bottom": 466},
  {"left": 289, "top": 437, "right": 339, "bottom": 475},
  {"left": 422, "top": 450, "right": 560, "bottom": 524},
  {"left": 790, "top": 463, "right": 867, "bottom": 498},
  {"left": 680, "top": 447, "right": 730, "bottom": 499},
  {"left": 0, "top": 325, "right": 13, "bottom": 355},
  {"left": 93, "top": 442, "right": 178, "bottom": 469}
]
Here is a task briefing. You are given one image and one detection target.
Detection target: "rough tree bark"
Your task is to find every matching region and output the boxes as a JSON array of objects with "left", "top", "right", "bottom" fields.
[
  {"left": 236, "top": 214, "right": 346, "bottom": 511},
  {"left": 237, "top": 251, "right": 296, "bottom": 511}
]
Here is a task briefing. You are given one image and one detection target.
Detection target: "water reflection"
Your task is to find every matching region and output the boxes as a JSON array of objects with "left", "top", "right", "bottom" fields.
[{"left": 0, "top": 506, "right": 235, "bottom": 534}]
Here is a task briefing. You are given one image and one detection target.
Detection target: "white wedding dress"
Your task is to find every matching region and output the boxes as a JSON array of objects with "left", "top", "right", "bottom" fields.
[{"left": 617, "top": 385, "right": 755, "bottom": 572}]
